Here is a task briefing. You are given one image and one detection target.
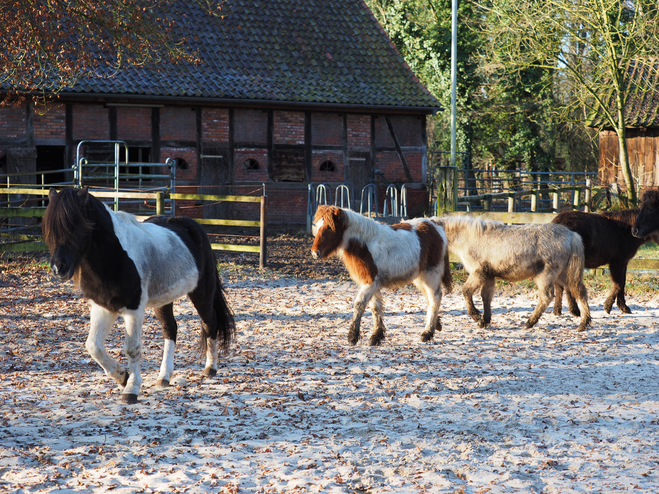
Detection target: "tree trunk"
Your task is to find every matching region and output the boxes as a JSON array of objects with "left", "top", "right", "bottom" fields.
[
  {"left": 615, "top": 121, "right": 637, "bottom": 206},
  {"left": 614, "top": 90, "right": 637, "bottom": 205}
]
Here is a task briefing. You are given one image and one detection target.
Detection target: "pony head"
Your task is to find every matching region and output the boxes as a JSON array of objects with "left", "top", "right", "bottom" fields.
[
  {"left": 42, "top": 187, "right": 95, "bottom": 280},
  {"left": 311, "top": 205, "right": 347, "bottom": 260},
  {"left": 632, "top": 189, "right": 659, "bottom": 238}
]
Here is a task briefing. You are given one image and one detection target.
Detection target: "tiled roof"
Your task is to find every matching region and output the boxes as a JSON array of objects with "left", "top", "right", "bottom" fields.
[
  {"left": 587, "top": 58, "right": 659, "bottom": 128},
  {"left": 59, "top": 0, "right": 440, "bottom": 111}
]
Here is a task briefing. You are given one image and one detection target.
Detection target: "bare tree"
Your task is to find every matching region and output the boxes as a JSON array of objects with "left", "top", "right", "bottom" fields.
[
  {"left": 0, "top": 0, "right": 222, "bottom": 99},
  {"left": 480, "top": 0, "right": 659, "bottom": 204}
]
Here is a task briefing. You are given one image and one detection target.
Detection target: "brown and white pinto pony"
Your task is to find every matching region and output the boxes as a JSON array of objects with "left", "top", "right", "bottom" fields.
[
  {"left": 311, "top": 205, "right": 452, "bottom": 346},
  {"left": 431, "top": 215, "right": 591, "bottom": 332}
]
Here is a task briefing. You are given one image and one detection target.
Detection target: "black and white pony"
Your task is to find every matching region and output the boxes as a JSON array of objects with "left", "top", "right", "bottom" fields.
[
  {"left": 42, "top": 188, "right": 235, "bottom": 404},
  {"left": 311, "top": 205, "right": 452, "bottom": 345}
]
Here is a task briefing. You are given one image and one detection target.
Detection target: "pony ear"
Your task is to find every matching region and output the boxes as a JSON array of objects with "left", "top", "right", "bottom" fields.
[
  {"left": 48, "top": 187, "right": 58, "bottom": 201},
  {"left": 77, "top": 186, "right": 90, "bottom": 205}
]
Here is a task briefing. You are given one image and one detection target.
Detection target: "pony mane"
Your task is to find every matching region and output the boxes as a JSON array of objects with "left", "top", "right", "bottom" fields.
[
  {"left": 42, "top": 189, "right": 95, "bottom": 251},
  {"left": 341, "top": 208, "right": 385, "bottom": 240},
  {"left": 442, "top": 215, "right": 501, "bottom": 238},
  {"left": 641, "top": 189, "right": 659, "bottom": 205},
  {"left": 600, "top": 208, "right": 640, "bottom": 226}
]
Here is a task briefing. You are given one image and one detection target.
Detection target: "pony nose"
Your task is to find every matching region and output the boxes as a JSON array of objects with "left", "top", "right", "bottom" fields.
[
  {"left": 51, "top": 259, "right": 70, "bottom": 279},
  {"left": 631, "top": 226, "right": 640, "bottom": 237},
  {"left": 311, "top": 249, "right": 320, "bottom": 259}
]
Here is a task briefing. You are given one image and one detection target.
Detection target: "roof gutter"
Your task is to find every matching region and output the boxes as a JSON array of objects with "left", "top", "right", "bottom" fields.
[{"left": 39, "top": 91, "right": 443, "bottom": 115}]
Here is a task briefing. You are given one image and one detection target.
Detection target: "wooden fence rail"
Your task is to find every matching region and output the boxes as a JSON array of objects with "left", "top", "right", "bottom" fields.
[{"left": 1, "top": 188, "right": 268, "bottom": 268}]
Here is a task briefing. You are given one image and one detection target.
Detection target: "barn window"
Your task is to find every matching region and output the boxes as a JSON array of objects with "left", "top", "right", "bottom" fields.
[
  {"left": 176, "top": 158, "right": 189, "bottom": 170},
  {"left": 272, "top": 149, "right": 305, "bottom": 182},
  {"left": 319, "top": 160, "right": 336, "bottom": 172},
  {"left": 242, "top": 158, "right": 260, "bottom": 170}
]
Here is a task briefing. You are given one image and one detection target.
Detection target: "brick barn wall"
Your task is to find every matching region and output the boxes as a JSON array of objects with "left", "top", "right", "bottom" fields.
[
  {"left": 311, "top": 113, "right": 342, "bottom": 146},
  {"left": 234, "top": 109, "right": 268, "bottom": 143},
  {"left": 0, "top": 105, "right": 26, "bottom": 140},
  {"left": 33, "top": 104, "right": 65, "bottom": 140},
  {"left": 72, "top": 104, "right": 108, "bottom": 140},
  {"left": 202, "top": 108, "right": 229, "bottom": 143},
  {"left": 234, "top": 148, "right": 268, "bottom": 182},
  {"left": 274, "top": 111, "right": 305, "bottom": 145},
  {"left": 265, "top": 187, "right": 307, "bottom": 224},
  {"left": 161, "top": 107, "right": 196, "bottom": 141},
  {"left": 117, "top": 107, "right": 152, "bottom": 141},
  {"left": 312, "top": 151, "right": 344, "bottom": 183},
  {"left": 347, "top": 114, "right": 370, "bottom": 148},
  {"left": 162, "top": 146, "right": 197, "bottom": 183}
]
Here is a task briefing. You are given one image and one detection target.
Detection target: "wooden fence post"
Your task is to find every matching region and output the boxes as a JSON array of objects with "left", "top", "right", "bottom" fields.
[
  {"left": 531, "top": 190, "right": 538, "bottom": 212},
  {"left": 260, "top": 195, "right": 267, "bottom": 269},
  {"left": 584, "top": 179, "right": 592, "bottom": 212},
  {"left": 156, "top": 192, "right": 164, "bottom": 215}
]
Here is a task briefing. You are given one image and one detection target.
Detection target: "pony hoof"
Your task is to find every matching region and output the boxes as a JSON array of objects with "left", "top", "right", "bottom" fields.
[
  {"left": 603, "top": 304, "right": 613, "bottom": 314},
  {"left": 620, "top": 306, "right": 632, "bottom": 314},
  {"left": 116, "top": 371, "right": 129, "bottom": 387},
  {"left": 156, "top": 379, "right": 170, "bottom": 388},
  {"left": 120, "top": 393, "right": 138, "bottom": 404},
  {"left": 203, "top": 368, "right": 217, "bottom": 377},
  {"left": 369, "top": 337, "right": 383, "bottom": 346},
  {"left": 420, "top": 332, "right": 434, "bottom": 342}
]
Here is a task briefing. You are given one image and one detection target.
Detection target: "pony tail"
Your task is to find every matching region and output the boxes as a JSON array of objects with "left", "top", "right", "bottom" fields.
[
  {"left": 566, "top": 235, "right": 587, "bottom": 301},
  {"left": 213, "top": 276, "right": 236, "bottom": 352},
  {"left": 442, "top": 248, "right": 453, "bottom": 293}
]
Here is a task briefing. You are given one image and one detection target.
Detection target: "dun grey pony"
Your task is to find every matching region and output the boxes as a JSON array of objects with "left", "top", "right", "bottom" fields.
[{"left": 431, "top": 216, "right": 591, "bottom": 332}]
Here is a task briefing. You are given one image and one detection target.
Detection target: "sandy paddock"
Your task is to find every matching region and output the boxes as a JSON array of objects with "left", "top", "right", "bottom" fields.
[{"left": 1, "top": 266, "right": 659, "bottom": 493}]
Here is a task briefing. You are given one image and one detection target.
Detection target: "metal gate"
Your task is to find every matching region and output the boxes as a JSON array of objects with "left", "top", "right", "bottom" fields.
[{"left": 73, "top": 140, "right": 175, "bottom": 212}]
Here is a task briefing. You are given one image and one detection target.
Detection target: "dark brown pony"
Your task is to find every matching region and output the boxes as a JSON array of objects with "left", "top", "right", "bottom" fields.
[
  {"left": 632, "top": 190, "right": 659, "bottom": 238},
  {"left": 552, "top": 208, "right": 659, "bottom": 315}
]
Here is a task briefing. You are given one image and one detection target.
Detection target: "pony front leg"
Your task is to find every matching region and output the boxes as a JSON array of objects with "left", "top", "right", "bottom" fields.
[
  {"left": 154, "top": 304, "right": 177, "bottom": 387},
  {"left": 526, "top": 278, "right": 554, "bottom": 329},
  {"left": 120, "top": 307, "right": 145, "bottom": 404},
  {"left": 348, "top": 282, "right": 379, "bottom": 345},
  {"left": 86, "top": 302, "right": 127, "bottom": 386},
  {"left": 480, "top": 277, "right": 496, "bottom": 328},
  {"left": 461, "top": 273, "right": 485, "bottom": 326}
]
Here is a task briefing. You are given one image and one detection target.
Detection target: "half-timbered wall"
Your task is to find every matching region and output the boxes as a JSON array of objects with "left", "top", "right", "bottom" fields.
[{"left": 0, "top": 101, "right": 430, "bottom": 225}]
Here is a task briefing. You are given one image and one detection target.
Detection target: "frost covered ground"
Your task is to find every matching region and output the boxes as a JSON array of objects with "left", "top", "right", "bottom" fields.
[{"left": 1, "top": 268, "right": 659, "bottom": 493}]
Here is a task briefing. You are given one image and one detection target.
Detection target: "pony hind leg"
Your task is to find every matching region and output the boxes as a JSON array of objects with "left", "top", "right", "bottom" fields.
[
  {"left": 368, "top": 290, "right": 387, "bottom": 346},
  {"left": 570, "top": 281, "right": 592, "bottom": 332},
  {"left": 553, "top": 283, "right": 564, "bottom": 316},
  {"left": 188, "top": 291, "right": 220, "bottom": 378},
  {"left": 605, "top": 262, "right": 631, "bottom": 314},
  {"left": 525, "top": 277, "right": 554, "bottom": 329},
  {"left": 154, "top": 303, "right": 178, "bottom": 387},
  {"left": 189, "top": 274, "right": 235, "bottom": 378},
  {"left": 414, "top": 275, "right": 442, "bottom": 342},
  {"left": 120, "top": 307, "right": 146, "bottom": 403},
  {"left": 86, "top": 302, "right": 128, "bottom": 387}
]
